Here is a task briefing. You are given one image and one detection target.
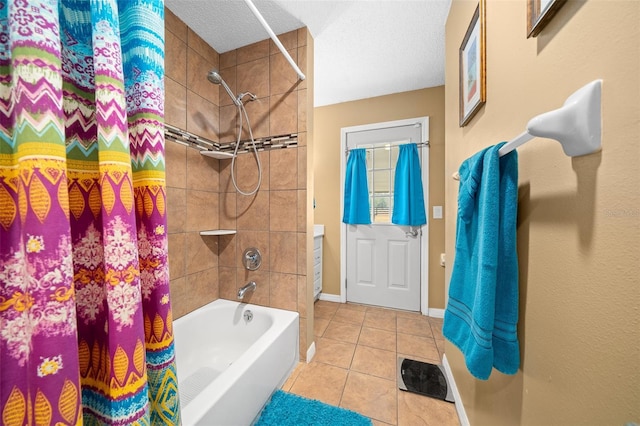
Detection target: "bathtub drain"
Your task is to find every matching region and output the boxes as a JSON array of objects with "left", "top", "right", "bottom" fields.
[{"left": 244, "top": 310, "right": 253, "bottom": 322}]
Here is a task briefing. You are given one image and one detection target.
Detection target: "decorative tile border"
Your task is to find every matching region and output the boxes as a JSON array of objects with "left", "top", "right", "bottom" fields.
[{"left": 164, "top": 124, "right": 298, "bottom": 154}]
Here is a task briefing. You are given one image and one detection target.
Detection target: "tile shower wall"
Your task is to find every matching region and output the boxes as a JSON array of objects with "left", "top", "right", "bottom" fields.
[{"left": 164, "top": 8, "right": 312, "bottom": 360}]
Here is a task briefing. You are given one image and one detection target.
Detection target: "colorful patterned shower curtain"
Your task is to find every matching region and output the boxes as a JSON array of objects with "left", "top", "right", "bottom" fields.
[{"left": 0, "top": 1, "right": 180, "bottom": 424}]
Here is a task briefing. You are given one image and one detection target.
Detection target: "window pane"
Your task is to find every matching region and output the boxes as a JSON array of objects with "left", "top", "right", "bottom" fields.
[
  {"left": 373, "top": 196, "right": 391, "bottom": 223},
  {"left": 373, "top": 170, "right": 390, "bottom": 193},
  {"left": 373, "top": 147, "right": 390, "bottom": 169}
]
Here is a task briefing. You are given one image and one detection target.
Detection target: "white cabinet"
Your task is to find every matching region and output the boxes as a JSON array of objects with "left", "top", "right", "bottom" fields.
[{"left": 313, "top": 225, "right": 324, "bottom": 300}]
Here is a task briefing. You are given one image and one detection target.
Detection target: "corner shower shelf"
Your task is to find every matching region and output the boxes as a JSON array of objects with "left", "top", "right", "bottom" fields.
[
  {"left": 199, "top": 230, "right": 237, "bottom": 236},
  {"left": 200, "top": 150, "right": 234, "bottom": 159}
]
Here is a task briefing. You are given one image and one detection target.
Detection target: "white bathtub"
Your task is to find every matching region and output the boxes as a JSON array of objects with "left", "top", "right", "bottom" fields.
[{"left": 173, "top": 299, "right": 299, "bottom": 425}]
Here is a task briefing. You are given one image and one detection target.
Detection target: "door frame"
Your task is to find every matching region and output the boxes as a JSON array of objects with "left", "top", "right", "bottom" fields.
[{"left": 340, "top": 117, "right": 430, "bottom": 314}]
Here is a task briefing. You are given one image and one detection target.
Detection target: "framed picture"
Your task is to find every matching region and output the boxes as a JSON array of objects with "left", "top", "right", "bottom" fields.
[
  {"left": 459, "top": 0, "right": 486, "bottom": 127},
  {"left": 527, "top": 0, "right": 567, "bottom": 38}
]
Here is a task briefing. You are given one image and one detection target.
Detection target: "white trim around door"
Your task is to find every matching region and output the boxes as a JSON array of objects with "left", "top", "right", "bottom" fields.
[{"left": 340, "top": 117, "right": 430, "bottom": 314}]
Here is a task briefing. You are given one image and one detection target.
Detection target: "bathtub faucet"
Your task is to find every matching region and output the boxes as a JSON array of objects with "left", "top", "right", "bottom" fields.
[{"left": 237, "top": 281, "right": 257, "bottom": 300}]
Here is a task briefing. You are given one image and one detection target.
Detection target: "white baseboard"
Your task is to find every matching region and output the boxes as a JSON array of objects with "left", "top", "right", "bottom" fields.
[
  {"left": 428, "top": 308, "right": 445, "bottom": 318},
  {"left": 306, "top": 341, "right": 316, "bottom": 363},
  {"left": 442, "top": 354, "right": 469, "bottom": 426},
  {"left": 318, "top": 293, "right": 341, "bottom": 303}
]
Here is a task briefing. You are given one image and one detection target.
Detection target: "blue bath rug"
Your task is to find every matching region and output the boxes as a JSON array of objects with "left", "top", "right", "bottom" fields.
[{"left": 255, "top": 390, "right": 372, "bottom": 426}]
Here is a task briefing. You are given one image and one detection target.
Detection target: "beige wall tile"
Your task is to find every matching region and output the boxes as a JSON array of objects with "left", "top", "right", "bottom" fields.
[
  {"left": 236, "top": 190, "right": 269, "bottom": 231},
  {"left": 165, "top": 139, "right": 187, "bottom": 189},
  {"left": 184, "top": 268, "right": 219, "bottom": 310},
  {"left": 270, "top": 50, "right": 299, "bottom": 96},
  {"left": 297, "top": 232, "right": 306, "bottom": 275},
  {"left": 233, "top": 151, "right": 268, "bottom": 193},
  {"left": 270, "top": 272, "right": 297, "bottom": 311},
  {"left": 218, "top": 234, "right": 237, "bottom": 268},
  {"left": 297, "top": 146, "right": 306, "bottom": 189},
  {"left": 218, "top": 266, "right": 237, "bottom": 301},
  {"left": 187, "top": 28, "right": 218, "bottom": 65},
  {"left": 298, "top": 316, "right": 307, "bottom": 361},
  {"left": 220, "top": 50, "right": 236, "bottom": 70},
  {"left": 219, "top": 104, "right": 238, "bottom": 143},
  {"left": 186, "top": 90, "right": 219, "bottom": 141},
  {"left": 269, "top": 148, "right": 297, "bottom": 190},
  {"left": 237, "top": 40, "right": 269, "bottom": 64},
  {"left": 187, "top": 48, "right": 219, "bottom": 105},
  {"left": 238, "top": 230, "right": 270, "bottom": 272},
  {"left": 186, "top": 189, "right": 219, "bottom": 232},
  {"left": 185, "top": 232, "right": 218, "bottom": 274},
  {"left": 219, "top": 159, "right": 234, "bottom": 193},
  {"left": 186, "top": 147, "right": 219, "bottom": 192},
  {"left": 169, "top": 277, "right": 188, "bottom": 318},
  {"left": 269, "top": 190, "right": 297, "bottom": 232},
  {"left": 237, "top": 57, "right": 269, "bottom": 99},
  {"left": 165, "top": 31, "right": 187, "bottom": 85},
  {"left": 270, "top": 30, "right": 298, "bottom": 54},
  {"left": 218, "top": 68, "right": 237, "bottom": 107},
  {"left": 242, "top": 98, "right": 270, "bottom": 140},
  {"left": 164, "top": 78, "right": 186, "bottom": 130},
  {"left": 296, "top": 28, "right": 307, "bottom": 48},
  {"left": 219, "top": 191, "right": 237, "bottom": 230},
  {"left": 270, "top": 91, "right": 297, "bottom": 136},
  {"left": 166, "top": 187, "right": 186, "bottom": 233},
  {"left": 297, "top": 190, "right": 306, "bottom": 232},
  {"left": 297, "top": 275, "right": 307, "bottom": 318},
  {"left": 168, "top": 232, "right": 186, "bottom": 280},
  {"left": 297, "top": 88, "right": 307, "bottom": 132},
  {"left": 165, "top": 8, "right": 187, "bottom": 42},
  {"left": 296, "top": 45, "right": 307, "bottom": 90},
  {"left": 297, "top": 131, "right": 306, "bottom": 147},
  {"left": 269, "top": 231, "right": 297, "bottom": 273},
  {"left": 236, "top": 269, "right": 270, "bottom": 306}
]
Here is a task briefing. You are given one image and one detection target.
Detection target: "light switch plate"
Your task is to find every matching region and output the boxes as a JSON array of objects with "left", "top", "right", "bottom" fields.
[{"left": 433, "top": 206, "right": 443, "bottom": 219}]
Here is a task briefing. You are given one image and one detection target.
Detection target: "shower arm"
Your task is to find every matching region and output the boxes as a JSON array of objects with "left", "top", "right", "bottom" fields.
[{"left": 242, "top": 0, "right": 306, "bottom": 81}]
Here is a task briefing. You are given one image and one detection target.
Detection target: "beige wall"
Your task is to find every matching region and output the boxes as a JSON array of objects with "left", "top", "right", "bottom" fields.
[
  {"left": 164, "top": 9, "right": 315, "bottom": 360},
  {"left": 314, "top": 87, "right": 447, "bottom": 309},
  {"left": 445, "top": 1, "right": 639, "bottom": 425}
]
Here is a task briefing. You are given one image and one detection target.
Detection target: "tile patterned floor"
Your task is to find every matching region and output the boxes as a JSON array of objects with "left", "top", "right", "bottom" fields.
[{"left": 281, "top": 300, "right": 460, "bottom": 426}]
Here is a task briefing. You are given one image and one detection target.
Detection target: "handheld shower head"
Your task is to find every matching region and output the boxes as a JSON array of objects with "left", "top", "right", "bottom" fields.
[
  {"left": 207, "top": 69, "right": 241, "bottom": 107},
  {"left": 207, "top": 70, "right": 223, "bottom": 85}
]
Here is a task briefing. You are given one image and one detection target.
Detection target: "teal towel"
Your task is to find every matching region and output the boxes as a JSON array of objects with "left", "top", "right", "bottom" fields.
[
  {"left": 343, "top": 148, "right": 371, "bottom": 224},
  {"left": 255, "top": 390, "right": 372, "bottom": 425},
  {"left": 443, "top": 142, "right": 520, "bottom": 380},
  {"left": 392, "top": 143, "right": 427, "bottom": 226}
]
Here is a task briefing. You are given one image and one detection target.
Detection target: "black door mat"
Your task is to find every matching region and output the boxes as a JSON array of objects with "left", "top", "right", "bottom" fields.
[{"left": 397, "top": 357, "right": 455, "bottom": 403}]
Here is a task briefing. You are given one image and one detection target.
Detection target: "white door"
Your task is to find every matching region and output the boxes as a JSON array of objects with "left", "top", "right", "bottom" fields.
[{"left": 342, "top": 119, "right": 428, "bottom": 311}]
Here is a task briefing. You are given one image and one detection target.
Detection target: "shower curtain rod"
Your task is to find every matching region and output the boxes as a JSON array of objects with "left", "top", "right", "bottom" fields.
[
  {"left": 243, "top": 0, "right": 306, "bottom": 81},
  {"left": 345, "top": 141, "right": 429, "bottom": 155}
]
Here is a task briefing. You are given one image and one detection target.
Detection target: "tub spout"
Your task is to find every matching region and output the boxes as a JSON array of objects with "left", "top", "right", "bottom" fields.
[{"left": 238, "top": 281, "right": 257, "bottom": 300}]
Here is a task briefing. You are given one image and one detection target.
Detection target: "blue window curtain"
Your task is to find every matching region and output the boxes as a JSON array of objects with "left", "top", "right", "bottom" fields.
[
  {"left": 392, "top": 143, "right": 427, "bottom": 226},
  {"left": 343, "top": 148, "right": 371, "bottom": 224}
]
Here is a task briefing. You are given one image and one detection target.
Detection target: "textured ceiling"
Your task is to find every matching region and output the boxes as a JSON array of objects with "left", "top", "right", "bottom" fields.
[{"left": 165, "top": 0, "right": 452, "bottom": 106}]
